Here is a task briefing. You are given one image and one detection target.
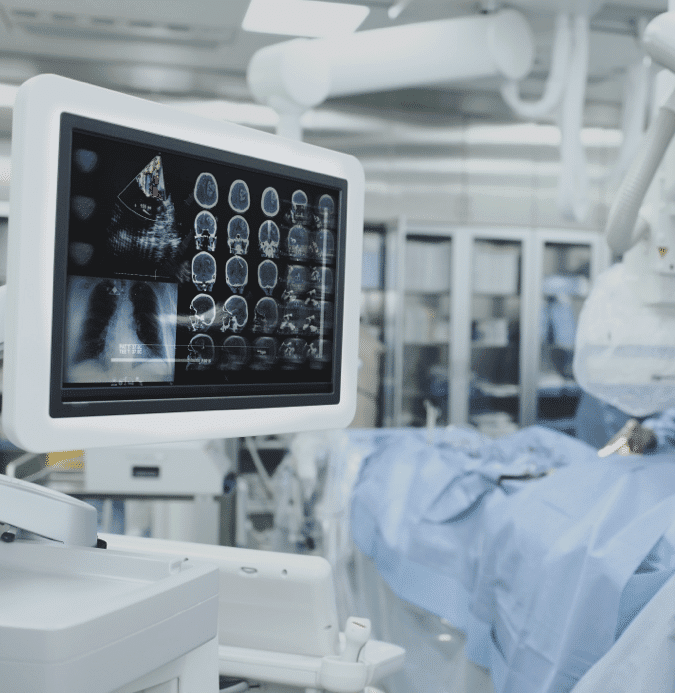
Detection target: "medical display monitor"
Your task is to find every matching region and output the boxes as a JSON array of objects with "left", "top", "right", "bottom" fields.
[{"left": 2, "top": 76, "right": 364, "bottom": 452}]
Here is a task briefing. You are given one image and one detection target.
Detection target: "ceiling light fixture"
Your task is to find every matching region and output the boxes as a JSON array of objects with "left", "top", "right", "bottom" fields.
[{"left": 242, "top": 0, "right": 369, "bottom": 38}]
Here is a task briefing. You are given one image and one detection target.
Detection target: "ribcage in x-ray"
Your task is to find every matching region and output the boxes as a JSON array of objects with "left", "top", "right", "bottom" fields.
[
  {"left": 129, "top": 281, "right": 165, "bottom": 359},
  {"left": 74, "top": 279, "right": 118, "bottom": 363},
  {"left": 65, "top": 277, "right": 177, "bottom": 384}
]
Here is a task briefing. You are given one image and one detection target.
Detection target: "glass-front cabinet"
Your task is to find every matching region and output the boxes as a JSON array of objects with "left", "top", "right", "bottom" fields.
[
  {"left": 385, "top": 219, "right": 609, "bottom": 432},
  {"left": 468, "top": 236, "right": 528, "bottom": 436},
  {"left": 387, "top": 231, "right": 453, "bottom": 427},
  {"left": 532, "top": 229, "right": 608, "bottom": 435}
]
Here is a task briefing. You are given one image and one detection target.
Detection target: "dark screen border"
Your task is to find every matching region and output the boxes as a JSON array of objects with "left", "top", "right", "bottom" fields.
[{"left": 50, "top": 112, "right": 347, "bottom": 418}]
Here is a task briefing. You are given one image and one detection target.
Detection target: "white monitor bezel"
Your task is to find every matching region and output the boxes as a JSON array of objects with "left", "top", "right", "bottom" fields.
[{"left": 2, "top": 75, "right": 364, "bottom": 452}]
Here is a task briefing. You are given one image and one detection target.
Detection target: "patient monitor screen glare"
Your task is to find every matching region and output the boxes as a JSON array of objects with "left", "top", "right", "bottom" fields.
[{"left": 53, "top": 114, "right": 345, "bottom": 417}]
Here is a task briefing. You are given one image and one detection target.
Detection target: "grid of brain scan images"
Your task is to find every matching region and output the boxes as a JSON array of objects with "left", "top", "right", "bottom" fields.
[{"left": 62, "top": 126, "right": 339, "bottom": 396}]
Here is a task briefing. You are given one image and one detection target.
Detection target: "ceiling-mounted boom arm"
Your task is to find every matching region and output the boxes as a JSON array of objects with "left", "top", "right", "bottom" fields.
[
  {"left": 606, "top": 11, "right": 675, "bottom": 255},
  {"left": 247, "top": 9, "right": 534, "bottom": 112}
]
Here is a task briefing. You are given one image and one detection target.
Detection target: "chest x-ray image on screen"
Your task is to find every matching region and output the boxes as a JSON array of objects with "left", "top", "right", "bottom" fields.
[
  {"left": 64, "top": 277, "right": 178, "bottom": 385},
  {"left": 2, "top": 75, "right": 364, "bottom": 453}
]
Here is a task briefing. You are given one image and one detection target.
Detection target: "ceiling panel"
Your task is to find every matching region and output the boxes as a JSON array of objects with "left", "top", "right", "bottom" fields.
[{"left": 0, "top": 0, "right": 666, "bottom": 161}]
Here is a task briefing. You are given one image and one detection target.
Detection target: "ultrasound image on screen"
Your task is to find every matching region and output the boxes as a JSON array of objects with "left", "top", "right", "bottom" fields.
[
  {"left": 62, "top": 123, "right": 342, "bottom": 404},
  {"left": 107, "top": 156, "right": 183, "bottom": 272}
]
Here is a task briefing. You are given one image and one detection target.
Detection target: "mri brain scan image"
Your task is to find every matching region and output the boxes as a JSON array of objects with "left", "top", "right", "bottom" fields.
[
  {"left": 310, "top": 266, "right": 334, "bottom": 298},
  {"left": 187, "top": 333, "right": 215, "bottom": 370},
  {"left": 316, "top": 300, "right": 334, "bottom": 332},
  {"left": 280, "top": 338, "right": 309, "bottom": 369},
  {"left": 259, "top": 220, "right": 280, "bottom": 259},
  {"left": 303, "top": 299, "right": 334, "bottom": 336},
  {"left": 258, "top": 260, "right": 278, "bottom": 296},
  {"left": 261, "top": 187, "right": 280, "bottom": 217},
  {"left": 189, "top": 293, "right": 216, "bottom": 331},
  {"left": 309, "top": 339, "right": 332, "bottom": 369},
  {"left": 225, "top": 256, "right": 248, "bottom": 294},
  {"left": 252, "top": 297, "right": 279, "bottom": 335},
  {"left": 290, "top": 189, "right": 310, "bottom": 224},
  {"left": 317, "top": 194, "right": 335, "bottom": 216},
  {"left": 227, "top": 216, "right": 250, "bottom": 256},
  {"left": 222, "top": 335, "right": 248, "bottom": 371},
  {"left": 192, "top": 251, "right": 217, "bottom": 292},
  {"left": 251, "top": 337, "right": 278, "bottom": 370},
  {"left": 194, "top": 210, "right": 217, "bottom": 252},
  {"left": 279, "top": 298, "right": 308, "bottom": 335},
  {"left": 194, "top": 172, "right": 218, "bottom": 209},
  {"left": 221, "top": 295, "right": 249, "bottom": 333},
  {"left": 316, "top": 194, "right": 336, "bottom": 231},
  {"left": 229, "top": 179, "right": 250, "bottom": 213},
  {"left": 286, "top": 225, "right": 310, "bottom": 261},
  {"left": 283, "top": 265, "right": 309, "bottom": 299},
  {"left": 311, "top": 228, "right": 335, "bottom": 264}
]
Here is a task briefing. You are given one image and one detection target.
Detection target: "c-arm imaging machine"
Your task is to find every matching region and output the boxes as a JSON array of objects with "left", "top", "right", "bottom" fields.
[
  {"left": 574, "top": 11, "right": 675, "bottom": 418},
  {"left": 0, "top": 75, "right": 403, "bottom": 693}
]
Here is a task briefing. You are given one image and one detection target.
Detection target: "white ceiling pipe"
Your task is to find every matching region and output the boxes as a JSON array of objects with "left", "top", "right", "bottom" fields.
[
  {"left": 501, "top": 13, "right": 572, "bottom": 120},
  {"left": 247, "top": 9, "right": 535, "bottom": 111},
  {"left": 557, "top": 14, "right": 591, "bottom": 222}
]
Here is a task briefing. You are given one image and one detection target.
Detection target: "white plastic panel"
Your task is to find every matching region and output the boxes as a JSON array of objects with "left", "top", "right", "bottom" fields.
[{"left": 3, "top": 74, "right": 364, "bottom": 452}]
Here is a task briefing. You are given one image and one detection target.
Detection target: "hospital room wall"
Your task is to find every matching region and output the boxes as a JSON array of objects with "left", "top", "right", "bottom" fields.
[{"left": 362, "top": 165, "right": 614, "bottom": 230}]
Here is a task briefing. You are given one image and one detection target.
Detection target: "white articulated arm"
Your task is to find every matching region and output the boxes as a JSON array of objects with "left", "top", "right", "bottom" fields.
[
  {"left": 605, "top": 96, "right": 675, "bottom": 255},
  {"left": 609, "top": 15, "right": 652, "bottom": 188},
  {"left": 606, "top": 11, "right": 675, "bottom": 255},
  {"left": 501, "top": 13, "right": 572, "bottom": 119},
  {"left": 247, "top": 10, "right": 534, "bottom": 111}
]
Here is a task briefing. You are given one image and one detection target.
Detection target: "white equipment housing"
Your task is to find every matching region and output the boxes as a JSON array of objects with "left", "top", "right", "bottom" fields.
[
  {"left": 2, "top": 74, "right": 364, "bottom": 452},
  {"left": 0, "top": 474, "right": 404, "bottom": 693},
  {"left": 0, "top": 538, "right": 220, "bottom": 693},
  {"left": 103, "top": 533, "right": 405, "bottom": 692},
  {"left": 574, "top": 10, "right": 675, "bottom": 415},
  {"left": 84, "top": 440, "right": 231, "bottom": 496},
  {"left": 247, "top": 9, "right": 534, "bottom": 111}
]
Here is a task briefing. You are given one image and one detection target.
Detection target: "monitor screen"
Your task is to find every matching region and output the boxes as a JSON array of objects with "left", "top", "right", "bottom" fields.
[
  {"left": 54, "top": 115, "right": 345, "bottom": 417},
  {"left": 2, "top": 75, "right": 363, "bottom": 451}
]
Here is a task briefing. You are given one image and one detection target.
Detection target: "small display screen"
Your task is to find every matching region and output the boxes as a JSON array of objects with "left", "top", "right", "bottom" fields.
[{"left": 51, "top": 114, "right": 345, "bottom": 417}]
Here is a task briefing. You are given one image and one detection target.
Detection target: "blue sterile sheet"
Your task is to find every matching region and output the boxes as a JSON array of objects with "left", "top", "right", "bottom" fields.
[
  {"left": 349, "top": 426, "right": 675, "bottom": 693},
  {"left": 644, "top": 408, "right": 675, "bottom": 453}
]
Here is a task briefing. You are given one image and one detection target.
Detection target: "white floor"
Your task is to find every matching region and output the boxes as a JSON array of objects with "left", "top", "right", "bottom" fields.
[{"left": 349, "top": 553, "right": 494, "bottom": 693}]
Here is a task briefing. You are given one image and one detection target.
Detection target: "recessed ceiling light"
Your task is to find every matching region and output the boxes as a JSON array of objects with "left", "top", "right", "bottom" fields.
[{"left": 242, "top": 0, "right": 369, "bottom": 38}]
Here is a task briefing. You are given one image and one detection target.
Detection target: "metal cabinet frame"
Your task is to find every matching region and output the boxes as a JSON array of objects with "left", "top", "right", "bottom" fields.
[{"left": 384, "top": 217, "right": 611, "bottom": 428}]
